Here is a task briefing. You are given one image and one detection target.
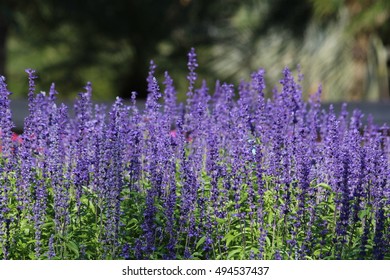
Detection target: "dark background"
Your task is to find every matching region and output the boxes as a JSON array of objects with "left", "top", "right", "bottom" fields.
[{"left": 1, "top": 0, "right": 390, "bottom": 107}]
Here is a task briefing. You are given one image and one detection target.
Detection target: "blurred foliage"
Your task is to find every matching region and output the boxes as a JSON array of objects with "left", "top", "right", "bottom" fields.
[
  {"left": 0, "top": 0, "right": 389, "bottom": 102},
  {"left": 3, "top": 0, "right": 228, "bottom": 100},
  {"left": 209, "top": 0, "right": 390, "bottom": 101},
  {"left": 309, "top": 0, "right": 390, "bottom": 100}
]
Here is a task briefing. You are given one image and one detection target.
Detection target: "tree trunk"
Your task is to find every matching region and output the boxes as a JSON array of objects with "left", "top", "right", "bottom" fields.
[
  {"left": 0, "top": 14, "right": 7, "bottom": 76},
  {"left": 119, "top": 41, "right": 154, "bottom": 100}
]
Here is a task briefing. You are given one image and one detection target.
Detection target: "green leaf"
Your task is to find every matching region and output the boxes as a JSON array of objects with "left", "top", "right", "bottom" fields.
[
  {"left": 223, "top": 231, "right": 242, "bottom": 247},
  {"left": 328, "top": 203, "right": 335, "bottom": 212},
  {"left": 42, "top": 221, "right": 54, "bottom": 230},
  {"left": 196, "top": 236, "right": 206, "bottom": 249},
  {"left": 89, "top": 202, "right": 96, "bottom": 215},
  {"left": 227, "top": 248, "right": 242, "bottom": 259},
  {"left": 358, "top": 209, "right": 369, "bottom": 220},
  {"left": 29, "top": 252, "right": 37, "bottom": 260},
  {"left": 313, "top": 249, "right": 322, "bottom": 257},
  {"left": 267, "top": 212, "right": 273, "bottom": 225},
  {"left": 66, "top": 241, "right": 80, "bottom": 259},
  {"left": 265, "top": 236, "right": 271, "bottom": 247},
  {"left": 315, "top": 183, "right": 332, "bottom": 192}
]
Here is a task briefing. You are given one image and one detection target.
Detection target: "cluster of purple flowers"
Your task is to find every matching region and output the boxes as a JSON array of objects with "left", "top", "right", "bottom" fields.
[{"left": 0, "top": 49, "right": 389, "bottom": 260}]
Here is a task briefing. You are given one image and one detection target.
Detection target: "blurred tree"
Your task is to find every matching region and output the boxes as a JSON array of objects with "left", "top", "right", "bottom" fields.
[
  {"left": 7, "top": 0, "right": 194, "bottom": 98},
  {"left": 0, "top": 10, "right": 7, "bottom": 76},
  {"left": 0, "top": 0, "right": 20, "bottom": 76},
  {"left": 2, "top": 0, "right": 389, "bottom": 101},
  {"left": 208, "top": 0, "right": 390, "bottom": 101},
  {"left": 310, "top": 0, "right": 390, "bottom": 100},
  {"left": 3, "top": 0, "right": 244, "bottom": 99}
]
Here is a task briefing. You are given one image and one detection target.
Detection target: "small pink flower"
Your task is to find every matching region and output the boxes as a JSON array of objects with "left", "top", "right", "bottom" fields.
[
  {"left": 170, "top": 130, "right": 177, "bottom": 138},
  {"left": 170, "top": 129, "right": 193, "bottom": 142},
  {"left": 0, "top": 132, "right": 22, "bottom": 153},
  {"left": 11, "top": 132, "right": 22, "bottom": 144}
]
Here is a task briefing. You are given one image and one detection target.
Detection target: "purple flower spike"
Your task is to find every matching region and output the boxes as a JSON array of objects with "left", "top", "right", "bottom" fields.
[
  {"left": 187, "top": 47, "right": 198, "bottom": 97},
  {"left": 25, "top": 68, "right": 37, "bottom": 109}
]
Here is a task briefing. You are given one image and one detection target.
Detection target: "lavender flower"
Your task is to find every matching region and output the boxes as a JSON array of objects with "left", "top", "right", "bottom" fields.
[
  {"left": 47, "top": 234, "right": 56, "bottom": 259},
  {"left": 186, "top": 47, "right": 198, "bottom": 98},
  {"left": 0, "top": 49, "right": 389, "bottom": 260},
  {"left": 0, "top": 76, "right": 14, "bottom": 159},
  {"left": 73, "top": 82, "right": 93, "bottom": 211}
]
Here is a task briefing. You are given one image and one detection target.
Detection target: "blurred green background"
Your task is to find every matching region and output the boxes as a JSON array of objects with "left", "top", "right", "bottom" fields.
[{"left": 1, "top": 0, "right": 390, "bottom": 102}]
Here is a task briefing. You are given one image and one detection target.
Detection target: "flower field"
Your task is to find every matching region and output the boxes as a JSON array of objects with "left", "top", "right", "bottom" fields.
[{"left": 0, "top": 49, "right": 389, "bottom": 260}]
